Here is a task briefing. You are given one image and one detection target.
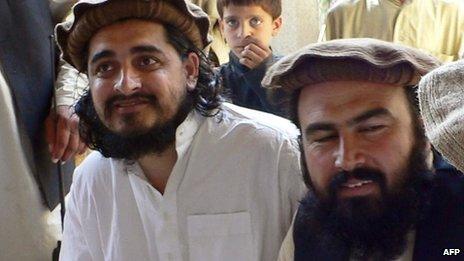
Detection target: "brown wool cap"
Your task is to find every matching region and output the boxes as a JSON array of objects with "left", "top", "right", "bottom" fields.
[
  {"left": 262, "top": 38, "right": 441, "bottom": 90},
  {"left": 55, "top": 0, "right": 211, "bottom": 72},
  {"left": 419, "top": 60, "right": 464, "bottom": 172}
]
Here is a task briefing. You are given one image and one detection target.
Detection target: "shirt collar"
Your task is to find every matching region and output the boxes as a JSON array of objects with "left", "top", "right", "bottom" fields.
[
  {"left": 433, "top": 150, "right": 458, "bottom": 172},
  {"left": 174, "top": 109, "right": 204, "bottom": 158}
]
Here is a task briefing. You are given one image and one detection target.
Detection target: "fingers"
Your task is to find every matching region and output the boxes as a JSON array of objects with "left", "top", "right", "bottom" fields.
[
  {"left": 60, "top": 123, "right": 80, "bottom": 162},
  {"left": 246, "top": 42, "right": 270, "bottom": 57},
  {"left": 45, "top": 112, "right": 57, "bottom": 153},
  {"left": 46, "top": 106, "right": 86, "bottom": 163},
  {"left": 52, "top": 114, "right": 72, "bottom": 162},
  {"left": 239, "top": 42, "right": 272, "bottom": 69},
  {"left": 245, "top": 37, "right": 269, "bottom": 51}
]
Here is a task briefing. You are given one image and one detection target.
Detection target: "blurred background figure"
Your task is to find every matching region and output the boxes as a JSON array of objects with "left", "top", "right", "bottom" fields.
[
  {"left": 271, "top": 0, "right": 320, "bottom": 55},
  {"left": 190, "top": 0, "right": 231, "bottom": 65},
  {"left": 323, "top": 0, "right": 464, "bottom": 62},
  {"left": 0, "top": 0, "right": 80, "bottom": 260}
]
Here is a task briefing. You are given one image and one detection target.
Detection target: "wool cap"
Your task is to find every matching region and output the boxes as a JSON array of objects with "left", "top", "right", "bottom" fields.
[
  {"left": 55, "top": 0, "right": 211, "bottom": 72},
  {"left": 419, "top": 60, "right": 464, "bottom": 172},
  {"left": 262, "top": 38, "right": 440, "bottom": 90}
]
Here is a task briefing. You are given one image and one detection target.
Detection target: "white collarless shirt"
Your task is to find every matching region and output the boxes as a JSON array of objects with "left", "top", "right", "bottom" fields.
[{"left": 60, "top": 103, "right": 305, "bottom": 261}]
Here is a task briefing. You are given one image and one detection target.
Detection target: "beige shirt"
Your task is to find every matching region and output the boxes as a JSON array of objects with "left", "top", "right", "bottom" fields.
[
  {"left": 325, "top": 0, "right": 404, "bottom": 42},
  {"left": 324, "top": 0, "right": 464, "bottom": 62}
]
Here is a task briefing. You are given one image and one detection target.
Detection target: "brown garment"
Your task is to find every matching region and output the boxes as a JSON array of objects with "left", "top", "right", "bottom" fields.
[
  {"left": 56, "top": 0, "right": 212, "bottom": 72},
  {"left": 262, "top": 38, "right": 440, "bottom": 91}
]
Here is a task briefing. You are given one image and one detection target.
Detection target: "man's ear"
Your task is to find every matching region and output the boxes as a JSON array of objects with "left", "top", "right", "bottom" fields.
[
  {"left": 183, "top": 52, "right": 200, "bottom": 91},
  {"left": 272, "top": 16, "right": 283, "bottom": 37}
]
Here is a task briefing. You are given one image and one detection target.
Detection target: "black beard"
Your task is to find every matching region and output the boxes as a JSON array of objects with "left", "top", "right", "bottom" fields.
[
  {"left": 75, "top": 90, "right": 194, "bottom": 160},
  {"left": 294, "top": 142, "right": 433, "bottom": 261}
]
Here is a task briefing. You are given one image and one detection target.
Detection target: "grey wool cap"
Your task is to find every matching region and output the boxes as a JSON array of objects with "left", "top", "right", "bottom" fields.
[
  {"left": 419, "top": 60, "right": 464, "bottom": 172},
  {"left": 55, "top": 0, "right": 211, "bottom": 72},
  {"left": 262, "top": 38, "right": 441, "bottom": 90}
]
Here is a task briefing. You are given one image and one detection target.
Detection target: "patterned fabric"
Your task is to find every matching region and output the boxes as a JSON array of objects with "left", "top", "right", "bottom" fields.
[{"left": 419, "top": 60, "right": 464, "bottom": 173}]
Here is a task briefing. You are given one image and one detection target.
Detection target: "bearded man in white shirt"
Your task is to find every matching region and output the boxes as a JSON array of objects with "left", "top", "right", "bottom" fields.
[{"left": 56, "top": 0, "right": 303, "bottom": 260}]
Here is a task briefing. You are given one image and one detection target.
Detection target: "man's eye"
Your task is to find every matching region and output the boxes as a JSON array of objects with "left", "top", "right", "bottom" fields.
[
  {"left": 250, "top": 17, "right": 262, "bottom": 27},
  {"left": 360, "top": 125, "right": 386, "bottom": 133},
  {"left": 226, "top": 19, "right": 239, "bottom": 28},
  {"left": 139, "top": 57, "right": 158, "bottom": 66},
  {"left": 95, "top": 63, "right": 113, "bottom": 76},
  {"left": 313, "top": 135, "right": 337, "bottom": 143}
]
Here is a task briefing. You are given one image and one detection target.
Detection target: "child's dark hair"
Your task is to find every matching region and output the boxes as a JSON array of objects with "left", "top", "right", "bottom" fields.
[{"left": 217, "top": 0, "right": 282, "bottom": 19}]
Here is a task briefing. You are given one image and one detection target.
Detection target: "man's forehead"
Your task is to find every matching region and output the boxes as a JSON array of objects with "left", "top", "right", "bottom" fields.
[
  {"left": 88, "top": 20, "right": 170, "bottom": 55},
  {"left": 298, "top": 81, "right": 404, "bottom": 107},
  {"left": 304, "top": 107, "right": 395, "bottom": 131},
  {"left": 90, "top": 19, "right": 167, "bottom": 44},
  {"left": 297, "top": 81, "right": 407, "bottom": 124}
]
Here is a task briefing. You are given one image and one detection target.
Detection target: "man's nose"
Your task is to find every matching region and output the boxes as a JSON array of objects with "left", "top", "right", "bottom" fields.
[
  {"left": 333, "top": 135, "right": 367, "bottom": 171},
  {"left": 114, "top": 66, "right": 141, "bottom": 95}
]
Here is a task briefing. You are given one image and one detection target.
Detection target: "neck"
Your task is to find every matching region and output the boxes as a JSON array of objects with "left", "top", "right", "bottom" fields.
[{"left": 137, "top": 144, "right": 178, "bottom": 194}]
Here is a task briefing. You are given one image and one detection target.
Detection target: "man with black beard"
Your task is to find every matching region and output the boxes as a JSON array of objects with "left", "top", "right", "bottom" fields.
[
  {"left": 262, "top": 38, "right": 464, "bottom": 260},
  {"left": 55, "top": 0, "right": 303, "bottom": 260}
]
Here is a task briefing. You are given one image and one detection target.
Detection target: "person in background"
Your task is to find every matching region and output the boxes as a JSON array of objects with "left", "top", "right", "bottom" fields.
[
  {"left": 218, "top": 0, "right": 288, "bottom": 117},
  {"left": 323, "top": 0, "right": 464, "bottom": 63},
  {"left": 419, "top": 59, "right": 464, "bottom": 173},
  {"left": 56, "top": 0, "right": 303, "bottom": 260},
  {"left": 0, "top": 0, "right": 82, "bottom": 260},
  {"left": 262, "top": 38, "right": 464, "bottom": 260},
  {"left": 190, "top": 0, "right": 230, "bottom": 65}
]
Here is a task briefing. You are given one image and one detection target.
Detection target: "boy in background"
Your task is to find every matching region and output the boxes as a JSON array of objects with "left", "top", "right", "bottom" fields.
[{"left": 218, "top": 0, "right": 287, "bottom": 117}]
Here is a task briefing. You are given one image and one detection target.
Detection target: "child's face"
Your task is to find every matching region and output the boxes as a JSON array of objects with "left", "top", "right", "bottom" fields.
[{"left": 220, "top": 4, "right": 282, "bottom": 59}]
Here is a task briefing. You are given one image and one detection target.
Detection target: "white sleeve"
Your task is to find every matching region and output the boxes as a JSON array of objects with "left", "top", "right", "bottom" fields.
[
  {"left": 277, "top": 221, "right": 295, "bottom": 261},
  {"left": 278, "top": 137, "right": 307, "bottom": 231},
  {"left": 54, "top": 58, "right": 88, "bottom": 107},
  {"left": 59, "top": 171, "right": 93, "bottom": 261}
]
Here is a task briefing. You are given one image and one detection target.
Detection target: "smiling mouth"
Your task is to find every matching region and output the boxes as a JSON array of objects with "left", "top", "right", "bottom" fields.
[
  {"left": 337, "top": 178, "right": 378, "bottom": 198},
  {"left": 341, "top": 180, "right": 374, "bottom": 188},
  {"left": 108, "top": 98, "right": 152, "bottom": 116},
  {"left": 113, "top": 99, "right": 148, "bottom": 108}
]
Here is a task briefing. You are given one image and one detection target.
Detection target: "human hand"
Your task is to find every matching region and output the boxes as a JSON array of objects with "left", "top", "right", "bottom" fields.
[
  {"left": 45, "top": 105, "right": 86, "bottom": 163},
  {"left": 238, "top": 37, "right": 272, "bottom": 69}
]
